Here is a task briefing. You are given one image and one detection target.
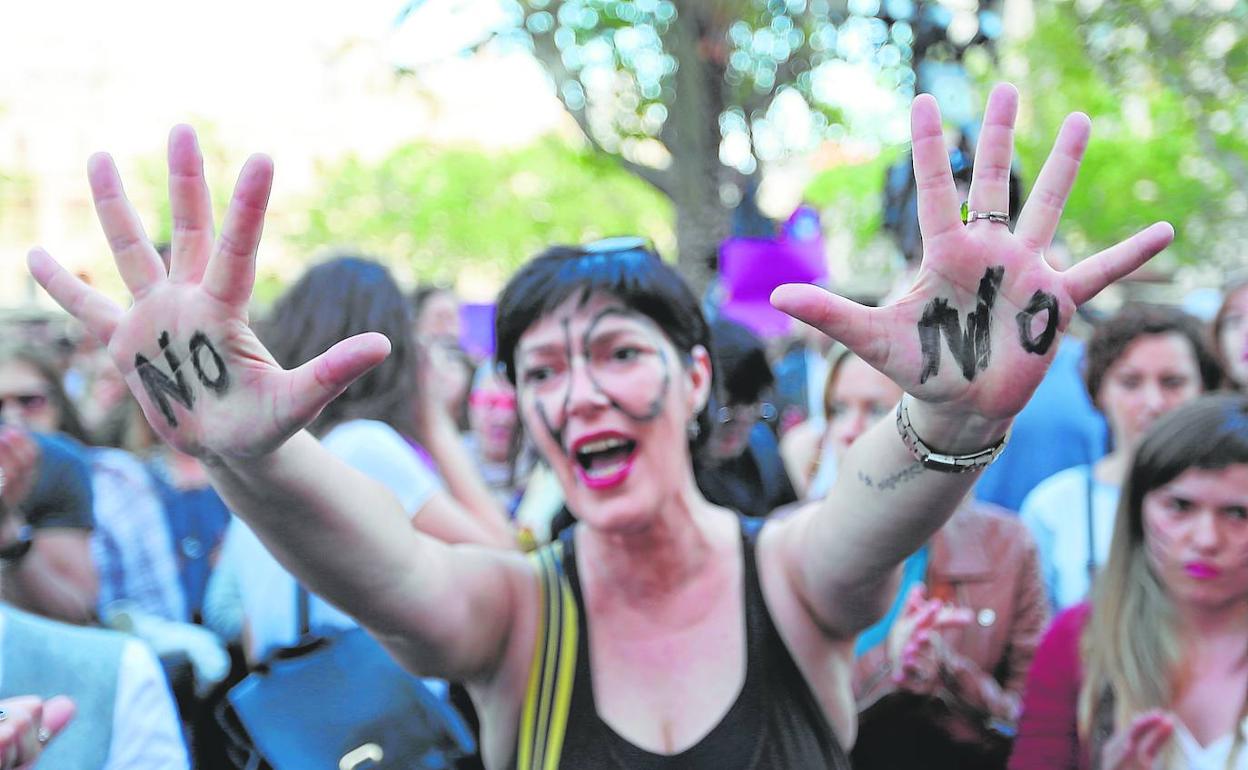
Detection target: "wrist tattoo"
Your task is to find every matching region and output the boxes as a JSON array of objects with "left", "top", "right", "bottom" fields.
[{"left": 857, "top": 462, "right": 923, "bottom": 492}]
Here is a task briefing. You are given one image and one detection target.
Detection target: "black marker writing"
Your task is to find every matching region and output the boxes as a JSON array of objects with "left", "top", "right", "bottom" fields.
[
  {"left": 917, "top": 267, "right": 1004, "bottom": 384},
  {"left": 135, "top": 331, "right": 194, "bottom": 427},
  {"left": 582, "top": 306, "right": 669, "bottom": 422},
  {"left": 189, "top": 332, "right": 230, "bottom": 394},
  {"left": 1014, "top": 290, "right": 1060, "bottom": 356}
]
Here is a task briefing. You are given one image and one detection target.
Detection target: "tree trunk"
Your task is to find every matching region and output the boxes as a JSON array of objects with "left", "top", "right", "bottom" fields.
[{"left": 664, "top": 1, "right": 736, "bottom": 296}]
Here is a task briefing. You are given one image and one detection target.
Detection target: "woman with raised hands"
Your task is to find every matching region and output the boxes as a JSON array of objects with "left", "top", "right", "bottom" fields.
[{"left": 27, "top": 83, "right": 1173, "bottom": 769}]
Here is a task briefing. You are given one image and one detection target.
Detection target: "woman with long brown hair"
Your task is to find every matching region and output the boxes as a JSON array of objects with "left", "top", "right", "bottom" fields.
[{"left": 1012, "top": 394, "right": 1248, "bottom": 769}]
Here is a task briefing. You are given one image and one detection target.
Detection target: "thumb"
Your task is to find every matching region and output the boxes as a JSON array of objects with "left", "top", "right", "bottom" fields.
[
  {"left": 286, "top": 333, "right": 391, "bottom": 428},
  {"left": 770, "top": 284, "right": 887, "bottom": 367}
]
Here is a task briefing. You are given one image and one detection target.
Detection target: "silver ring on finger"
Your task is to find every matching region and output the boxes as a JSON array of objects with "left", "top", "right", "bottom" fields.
[
  {"left": 962, "top": 208, "right": 1010, "bottom": 226},
  {"left": 37, "top": 727, "right": 51, "bottom": 744}
]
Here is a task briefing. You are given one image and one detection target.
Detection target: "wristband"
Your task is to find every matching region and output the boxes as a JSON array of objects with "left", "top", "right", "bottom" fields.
[{"left": 895, "top": 395, "right": 1009, "bottom": 473}]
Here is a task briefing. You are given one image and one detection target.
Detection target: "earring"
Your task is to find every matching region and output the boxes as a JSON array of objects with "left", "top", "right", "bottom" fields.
[{"left": 687, "top": 419, "right": 701, "bottom": 441}]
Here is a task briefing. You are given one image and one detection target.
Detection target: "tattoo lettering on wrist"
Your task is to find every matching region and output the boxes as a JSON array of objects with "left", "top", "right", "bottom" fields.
[
  {"left": 135, "top": 331, "right": 231, "bottom": 427},
  {"left": 857, "top": 462, "right": 923, "bottom": 492},
  {"left": 918, "top": 267, "right": 1003, "bottom": 384}
]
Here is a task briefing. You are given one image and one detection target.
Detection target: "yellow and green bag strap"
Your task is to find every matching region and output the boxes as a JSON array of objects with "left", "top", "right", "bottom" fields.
[{"left": 516, "top": 540, "right": 579, "bottom": 770}]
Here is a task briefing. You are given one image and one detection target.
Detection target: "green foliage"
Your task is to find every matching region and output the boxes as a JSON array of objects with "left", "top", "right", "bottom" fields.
[
  {"left": 290, "top": 137, "right": 673, "bottom": 285},
  {"left": 1005, "top": 1, "right": 1248, "bottom": 275},
  {"left": 803, "top": 146, "right": 899, "bottom": 246}
]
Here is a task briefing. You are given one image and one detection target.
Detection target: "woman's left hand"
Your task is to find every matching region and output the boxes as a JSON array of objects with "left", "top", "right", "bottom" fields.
[{"left": 773, "top": 83, "right": 1173, "bottom": 429}]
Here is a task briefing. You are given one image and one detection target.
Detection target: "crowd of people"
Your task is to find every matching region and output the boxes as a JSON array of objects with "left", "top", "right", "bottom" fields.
[{"left": 1, "top": 82, "right": 1247, "bottom": 770}]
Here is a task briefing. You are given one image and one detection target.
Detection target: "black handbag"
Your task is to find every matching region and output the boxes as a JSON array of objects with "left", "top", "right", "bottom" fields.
[{"left": 217, "top": 587, "right": 475, "bottom": 769}]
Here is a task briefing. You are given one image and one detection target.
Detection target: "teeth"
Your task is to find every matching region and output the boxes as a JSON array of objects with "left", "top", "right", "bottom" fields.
[
  {"left": 585, "top": 459, "right": 628, "bottom": 478},
  {"left": 578, "top": 437, "right": 629, "bottom": 454}
]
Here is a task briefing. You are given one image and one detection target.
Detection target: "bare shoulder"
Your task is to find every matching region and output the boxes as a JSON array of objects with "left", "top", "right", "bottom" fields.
[{"left": 753, "top": 517, "right": 858, "bottom": 748}]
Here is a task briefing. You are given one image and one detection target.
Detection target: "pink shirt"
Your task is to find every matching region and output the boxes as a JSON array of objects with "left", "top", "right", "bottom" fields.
[{"left": 1010, "top": 603, "right": 1092, "bottom": 770}]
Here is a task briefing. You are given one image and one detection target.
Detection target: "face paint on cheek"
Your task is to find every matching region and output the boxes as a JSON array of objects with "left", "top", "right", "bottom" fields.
[
  {"left": 1142, "top": 506, "right": 1186, "bottom": 575},
  {"left": 581, "top": 308, "right": 671, "bottom": 422}
]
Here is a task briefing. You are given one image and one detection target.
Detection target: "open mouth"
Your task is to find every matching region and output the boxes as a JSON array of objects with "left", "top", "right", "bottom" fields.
[{"left": 572, "top": 435, "right": 638, "bottom": 487}]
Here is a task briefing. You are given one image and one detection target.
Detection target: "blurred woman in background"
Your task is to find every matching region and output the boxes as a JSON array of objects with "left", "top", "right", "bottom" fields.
[
  {"left": 809, "top": 350, "right": 1050, "bottom": 770},
  {"left": 1020, "top": 305, "right": 1222, "bottom": 610},
  {"left": 1213, "top": 272, "right": 1248, "bottom": 392},
  {"left": 1013, "top": 394, "right": 1248, "bottom": 770}
]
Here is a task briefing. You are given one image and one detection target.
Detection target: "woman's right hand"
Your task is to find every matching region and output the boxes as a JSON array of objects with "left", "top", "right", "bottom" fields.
[
  {"left": 0, "top": 695, "right": 75, "bottom": 770},
  {"left": 27, "top": 127, "right": 389, "bottom": 463},
  {"left": 1101, "top": 711, "right": 1174, "bottom": 770}
]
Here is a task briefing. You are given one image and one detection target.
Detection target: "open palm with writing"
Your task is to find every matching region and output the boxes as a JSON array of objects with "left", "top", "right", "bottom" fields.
[
  {"left": 27, "top": 127, "right": 389, "bottom": 461},
  {"left": 773, "top": 84, "right": 1173, "bottom": 421}
]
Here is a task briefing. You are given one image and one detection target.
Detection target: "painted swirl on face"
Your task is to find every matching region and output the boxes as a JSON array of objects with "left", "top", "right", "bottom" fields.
[
  {"left": 917, "top": 267, "right": 1004, "bottom": 384},
  {"left": 524, "top": 305, "right": 674, "bottom": 458},
  {"left": 581, "top": 306, "right": 670, "bottom": 423}
]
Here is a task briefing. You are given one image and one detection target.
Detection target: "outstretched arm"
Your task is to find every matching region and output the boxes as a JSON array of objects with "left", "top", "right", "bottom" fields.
[
  {"left": 26, "top": 127, "right": 527, "bottom": 681},
  {"left": 771, "top": 84, "right": 1172, "bottom": 637}
]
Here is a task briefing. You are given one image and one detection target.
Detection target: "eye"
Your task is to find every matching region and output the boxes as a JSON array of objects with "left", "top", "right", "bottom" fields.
[
  {"left": 1225, "top": 506, "right": 1248, "bottom": 521},
  {"left": 521, "top": 366, "right": 554, "bottom": 385},
  {"left": 868, "top": 401, "right": 891, "bottom": 419},
  {"left": 611, "top": 346, "right": 642, "bottom": 362},
  {"left": 1161, "top": 375, "right": 1191, "bottom": 390},
  {"left": 1116, "top": 374, "right": 1142, "bottom": 390},
  {"left": 1166, "top": 496, "right": 1195, "bottom": 515}
]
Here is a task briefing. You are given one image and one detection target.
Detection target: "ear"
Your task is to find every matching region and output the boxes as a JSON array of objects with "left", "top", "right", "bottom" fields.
[{"left": 685, "top": 344, "right": 713, "bottom": 417}]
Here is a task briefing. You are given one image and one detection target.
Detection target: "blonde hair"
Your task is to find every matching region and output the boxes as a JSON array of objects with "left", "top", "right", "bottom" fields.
[{"left": 1077, "top": 395, "right": 1248, "bottom": 766}]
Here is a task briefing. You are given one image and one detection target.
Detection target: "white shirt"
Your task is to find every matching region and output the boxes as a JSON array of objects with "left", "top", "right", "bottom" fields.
[
  {"left": 1019, "top": 464, "right": 1119, "bottom": 610},
  {"left": 0, "top": 613, "right": 190, "bottom": 769},
  {"left": 220, "top": 420, "right": 439, "bottom": 661},
  {"left": 1172, "top": 718, "right": 1248, "bottom": 770}
]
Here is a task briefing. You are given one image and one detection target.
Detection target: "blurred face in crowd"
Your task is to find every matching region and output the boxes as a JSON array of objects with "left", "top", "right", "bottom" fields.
[
  {"left": 469, "top": 369, "right": 519, "bottom": 464},
  {"left": 1097, "top": 333, "right": 1204, "bottom": 449},
  {"left": 824, "top": 355, "right": 903, "bottom": 462},
  {"left": 1218, "top": 284, "right": 1248, "bottom": 388},
  {"left": 1142, "top": 463, "right": 1248, "bottom": 613},
  {"left": 0, "top": 359, "right": 58, "bottom": 432},
  {"left": 514, "top": 291, "right": 709, "bottom": 532},
  {"left": 707, "top": 400, "right": 770, "bottom": 461},
  {"left": 416, "top": 290, "right": 461, "bottom": 344}
]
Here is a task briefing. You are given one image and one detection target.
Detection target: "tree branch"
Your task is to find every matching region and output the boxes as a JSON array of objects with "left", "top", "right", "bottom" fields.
[{"left": 525, "top": 5, "right": 676, "bottom": 198}]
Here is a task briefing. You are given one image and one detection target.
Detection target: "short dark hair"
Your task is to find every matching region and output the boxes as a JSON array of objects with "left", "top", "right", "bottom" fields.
[
  {"left": 1084, "top": 304, "right": 1223, "bottom": 408},
  {"left": 259, "top": 255, "right": 418, "bottom": 437},
  {"left": 708, "top": 318, "right": 773, "bottom": 405},
  {"left": 495, "top": 242, "right": 713, "bottom": 444}
]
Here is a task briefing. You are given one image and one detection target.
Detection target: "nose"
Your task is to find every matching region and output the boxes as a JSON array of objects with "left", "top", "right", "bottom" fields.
[
  {"left": 565, "top": 358, "right": 609, "bottom": 418},
  {"left": 1190, "top": 511, "right": 1222, "bottom": 553},
  {"left": 1140, "top": 381, "right": 1166, "bottom": 415}
]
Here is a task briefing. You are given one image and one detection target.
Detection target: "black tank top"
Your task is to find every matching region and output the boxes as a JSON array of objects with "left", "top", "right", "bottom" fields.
[{"left": 543, "top": 517, "right": 852, "bottom": 770}]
